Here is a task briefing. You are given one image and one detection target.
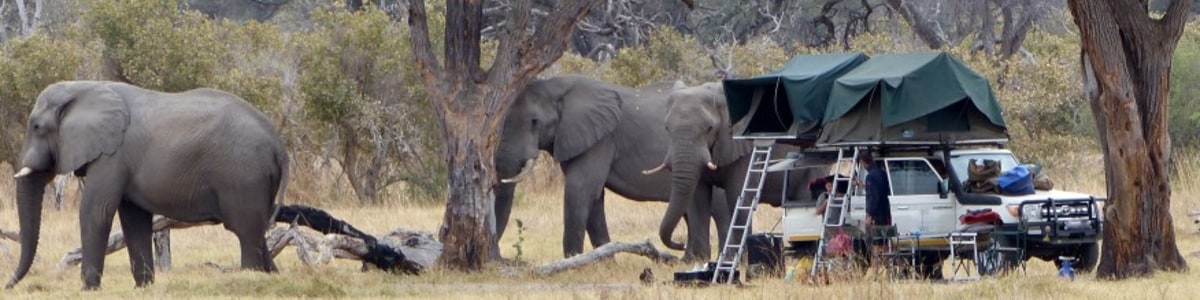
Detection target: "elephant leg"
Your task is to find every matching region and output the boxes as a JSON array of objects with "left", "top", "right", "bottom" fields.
[
  {"left": 585, "top": 189, "right": 611, "bottom": 249},
  {"left": 78, "top": 177, "right": 123, "bottom": 290},
  {"left": 491, "top": 183, "right": 516, "bottom": 261},
  {"left": 117, "top": 201, "right": 155, "bottom": 287},
  {"left": 219, "top": 188, "right": 277, "bottom": 273},
  {"left": 560, "top": 150, "right": 612, "bottom": 257},
  {"left": 684, "top": 185, "right": 713, "bottom": 261},
  {"left": 708, "top": 187, "right": 731, "bottom": 256}
]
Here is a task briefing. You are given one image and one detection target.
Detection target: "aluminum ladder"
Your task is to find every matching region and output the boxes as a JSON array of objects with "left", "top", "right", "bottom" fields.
[
  {"left": 711, "top": 139, "right": 775, "bottom": 284},
  {"left": 810, "top": 147, "right": 859, "bottom": 277}
]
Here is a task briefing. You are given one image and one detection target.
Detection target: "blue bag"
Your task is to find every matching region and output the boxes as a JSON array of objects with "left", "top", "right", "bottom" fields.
[{"left": 997, "top": 164, "right": 1035, "bottom": 195}]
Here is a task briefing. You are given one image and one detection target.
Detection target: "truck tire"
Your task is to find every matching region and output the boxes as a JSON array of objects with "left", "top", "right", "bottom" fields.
[{"left": 1074, "top": 243, "right": 1099, "bottom": 273}]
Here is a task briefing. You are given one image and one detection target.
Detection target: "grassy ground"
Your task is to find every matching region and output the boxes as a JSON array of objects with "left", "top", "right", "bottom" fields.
[{"left": 0, "top": 150, "right": 1197, "bottom": 299}]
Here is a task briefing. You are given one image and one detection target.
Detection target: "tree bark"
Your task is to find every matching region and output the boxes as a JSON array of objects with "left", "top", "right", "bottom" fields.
[
  {"left": 884, "top": 0, "right": 947, "bottom": 49},
  {"left": 407, "top": 0, "right": 607, "bottom": 271},
  {"left": 1068, "top": 0, "right": 1190, "bottom": 279}
]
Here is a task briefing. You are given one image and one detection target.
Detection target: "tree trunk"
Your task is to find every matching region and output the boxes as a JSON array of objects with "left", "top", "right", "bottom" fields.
[
  {"left": 1068, "top": 0, "right": 1190, "bottom": 279},
  {"left": 407, "top": 0, "right": 611, "bottom": 270},
  {"left": 884, "top": 0, "right": 947, "bottom": 49}
]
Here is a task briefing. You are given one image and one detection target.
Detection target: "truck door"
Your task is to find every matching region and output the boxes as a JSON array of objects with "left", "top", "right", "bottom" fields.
[{"left": 883, "top": 158, "right": 953, "bottom": 237}]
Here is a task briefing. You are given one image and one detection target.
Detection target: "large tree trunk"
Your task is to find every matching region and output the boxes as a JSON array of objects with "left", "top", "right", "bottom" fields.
[
  {"left": 1068, "top": 0, "right": 1190, "bottom": 279},
  {"left": 407, "top": 0, "right": 611, "bottom": 270}
]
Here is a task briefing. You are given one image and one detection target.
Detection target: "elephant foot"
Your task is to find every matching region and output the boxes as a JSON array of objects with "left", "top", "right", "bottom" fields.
[{"left": 134, "top": 279, "right": 154, "bottom": 288}]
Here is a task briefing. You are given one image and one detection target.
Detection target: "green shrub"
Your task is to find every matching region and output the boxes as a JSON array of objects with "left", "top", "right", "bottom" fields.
[
  {"left": 0, "top": 34, "right": 87, "bottom": 165},
  {"left": 297, "top": 7, "right": 444, "bottom": 203}
]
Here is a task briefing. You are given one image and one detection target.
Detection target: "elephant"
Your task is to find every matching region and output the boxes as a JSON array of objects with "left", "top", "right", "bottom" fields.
[
  {"left": 8, "top": 81, "right": 288, "bottom": 290},
  {"left": 495, "top": 75, "right": 728, "bottom": 260},
  {"left": 643, "top": 82, "right": 831, "bottom": 259}
]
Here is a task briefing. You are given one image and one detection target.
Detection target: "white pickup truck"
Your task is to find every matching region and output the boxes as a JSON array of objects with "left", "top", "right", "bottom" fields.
[{"left": 777, "top": 145, "right": 1104, "bottom": 275}]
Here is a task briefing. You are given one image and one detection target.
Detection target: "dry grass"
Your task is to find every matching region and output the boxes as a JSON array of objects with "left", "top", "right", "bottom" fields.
[{"left": 0, "top": 149, "right": 1198, "bottom": 299}]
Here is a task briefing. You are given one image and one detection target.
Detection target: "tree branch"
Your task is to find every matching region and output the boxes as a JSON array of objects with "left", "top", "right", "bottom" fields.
[
  {"left": 533, "top": 241, "right": 678, "bottom": 276},
  {"left": 522, "top": 0, "right": 605, "bottom": 78},
  {"left": 487, "top": 0, "right": 533, "bottom": 85},
  {"left": 407, "top": 0, "right": 443, "bottom": 91},
  {"left": 445, "top": 0, "right": 485, "bottom": 83}
]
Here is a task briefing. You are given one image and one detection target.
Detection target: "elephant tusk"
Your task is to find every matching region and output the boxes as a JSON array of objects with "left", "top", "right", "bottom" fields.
[
  {"left": 642, "top": 163, "right": 666, "bottom": 175},
  {"left": 706, "top": 161, "right": 718, "bottom": 170},
  {"left": 500, "top": 159, "right": 536, "bottom": 184},
  {"left": 13, "top": 167, "right": 32, "bottom": 178}
]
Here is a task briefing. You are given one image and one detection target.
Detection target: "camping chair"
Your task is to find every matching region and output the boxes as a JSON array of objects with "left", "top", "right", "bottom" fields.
[
  {"left": 865, "top": 225, "right": 898, "bottom": 274},
  {"left": 987, "top": 223, "right": 1028, "bottom": 276},
  {"left": 882, "top": 231, "right": 920, "bottom": 279},
  {"left": 948, "top": 232, "right": 982, "bottom": 281}
]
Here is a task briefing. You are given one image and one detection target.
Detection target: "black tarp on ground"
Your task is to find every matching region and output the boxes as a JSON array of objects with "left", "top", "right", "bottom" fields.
[
  {"left": 723, "top": 52, "right": 868, "bottom": 144},
  {"left": 817, "top": 51, "right": 1008, "bottom": 146}
]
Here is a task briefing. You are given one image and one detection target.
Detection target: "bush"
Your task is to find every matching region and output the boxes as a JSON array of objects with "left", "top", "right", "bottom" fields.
[
  {"left": 296, "top": 7, "right": 444, "bottom": 204},
  {"left": 0, "top": 34, "right": 87, "bottom": 165}
]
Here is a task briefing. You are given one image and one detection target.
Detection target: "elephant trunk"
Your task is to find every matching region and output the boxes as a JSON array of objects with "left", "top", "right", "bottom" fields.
[
  {"left": 659, "top": 151, "right": 702, "bottom": 251},
  {"left": 7, "top": 171, "right": 53, "bottom": 289}
]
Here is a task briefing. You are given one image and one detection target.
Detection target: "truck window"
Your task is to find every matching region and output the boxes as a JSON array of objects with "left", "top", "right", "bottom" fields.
[{"left": 885, "top": 159, "right": 942, "bottom": 195}]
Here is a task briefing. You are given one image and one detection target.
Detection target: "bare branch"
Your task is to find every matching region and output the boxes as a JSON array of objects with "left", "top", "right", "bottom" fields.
[
  {"left": 407, "top": 0, "right": 443, "bottom": 92},
  {"left": 758, "top": 6, "right": 782, "bottom": 33},
  {"left": 523, "top": 0, "right": 605, "bottom": 78},
  {"left": 534, "top": 241, "right": 678, "bottom": 276},
  {"left": 488, "top": 0, "right": 534, "bottom": 85}
]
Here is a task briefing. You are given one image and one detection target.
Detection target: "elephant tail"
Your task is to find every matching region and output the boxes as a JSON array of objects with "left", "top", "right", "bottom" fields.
[{"left": 268, "top": 149, "right": 290, "bottom": 229}]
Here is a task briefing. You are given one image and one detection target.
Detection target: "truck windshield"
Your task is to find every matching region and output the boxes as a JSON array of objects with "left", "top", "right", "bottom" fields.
[{"left": 949, "top": 152, "right": 1021, "bottom": 182}]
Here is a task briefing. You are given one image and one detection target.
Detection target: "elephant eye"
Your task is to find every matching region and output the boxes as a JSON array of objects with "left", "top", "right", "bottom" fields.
[{"left": 530, "top": 118, "right": 539, "bottom": 128}]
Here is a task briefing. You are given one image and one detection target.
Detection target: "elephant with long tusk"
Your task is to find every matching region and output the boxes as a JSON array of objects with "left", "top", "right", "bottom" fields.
[{"left": 493, "top": 75, "right": 729, "bottom": 261}]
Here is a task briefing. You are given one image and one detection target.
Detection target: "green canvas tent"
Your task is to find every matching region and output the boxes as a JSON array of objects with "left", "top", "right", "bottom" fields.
[
  {"left": 723, "top": 52, "right": 868, "bottom": 143},
  {"left": 817, "top": 51, "right": 1008, "bottom": 146}
]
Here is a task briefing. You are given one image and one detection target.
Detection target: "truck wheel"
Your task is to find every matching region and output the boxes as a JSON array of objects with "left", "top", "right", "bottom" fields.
[{"left": 1054, "top": 243, "right": 1099, "bottom": 273}]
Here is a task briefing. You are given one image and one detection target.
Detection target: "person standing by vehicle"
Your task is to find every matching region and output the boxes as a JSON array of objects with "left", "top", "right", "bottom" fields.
[
  {"left": 860, "top": 152, "right": 891, "bottom": 227},
  {"left": 858, "top": 152, "right": 893, "bottom": 267}
]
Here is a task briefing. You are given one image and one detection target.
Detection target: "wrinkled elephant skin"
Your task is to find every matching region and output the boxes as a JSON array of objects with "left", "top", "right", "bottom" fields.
[{"left": 8, "top": 81, "right": 288, "bottom": 290}]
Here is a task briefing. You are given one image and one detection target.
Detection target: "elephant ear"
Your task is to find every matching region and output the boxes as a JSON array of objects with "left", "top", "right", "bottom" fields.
[
  {"left": 52, "top": 82, "right": 130, "bottom": 174},
  {"left": 552, "top": 83, "right": 623, "bottom": 162},
  {"left": 708, "top": 83, "right": 751, "bottom": 167}
]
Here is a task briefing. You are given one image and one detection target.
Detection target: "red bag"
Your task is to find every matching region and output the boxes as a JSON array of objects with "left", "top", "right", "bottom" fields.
[
  {"left": 960, "top": 209, "right": 1001, "bottom": 226},
  {"left": 827, "top": 229, "right": 852, "bottom": 256}
]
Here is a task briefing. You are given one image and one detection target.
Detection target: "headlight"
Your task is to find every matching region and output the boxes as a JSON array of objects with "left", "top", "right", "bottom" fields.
[{"left": 1022, "top": 205, "right": 1041, "bottom": 219}]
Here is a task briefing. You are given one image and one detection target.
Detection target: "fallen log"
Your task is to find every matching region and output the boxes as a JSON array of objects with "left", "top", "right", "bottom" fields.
[
  {"left": 54, "top": 205, "right": 434, "bottom": 274},
  {"left": 533, "top": 240, "right": 678, "bottom": 276},
  {"left": 57, "top": 216, "right": 216, "bottom": 271}
]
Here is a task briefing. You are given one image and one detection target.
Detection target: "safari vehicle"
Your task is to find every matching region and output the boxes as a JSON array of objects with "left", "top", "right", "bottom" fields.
[
  {"left": 719, "top": 51, "right": 1103, "bottom": 281},
  {"left": 778, "top": 145, "right": 1105, "bottom": 274},
  {"left": 776, "top": 52, "right": 1103, "bottom": 275}
]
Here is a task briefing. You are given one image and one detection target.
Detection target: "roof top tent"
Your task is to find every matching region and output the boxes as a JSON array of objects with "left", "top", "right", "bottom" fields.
[
  {"left": 723, "top": 52, "right": 869, "bottom": 146},
  {"left": 817, "top": 51, "right": 1009, "bottom": 148}
]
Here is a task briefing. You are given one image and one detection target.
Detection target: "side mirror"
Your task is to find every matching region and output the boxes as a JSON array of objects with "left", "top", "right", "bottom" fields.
[{"left": 937, "top": 179, "right": 949, "bottom": 199}]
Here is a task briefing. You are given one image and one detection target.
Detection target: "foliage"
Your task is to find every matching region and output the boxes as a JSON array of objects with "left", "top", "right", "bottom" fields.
[
  {"left": 86, "top": 0, "right": 285, "bottom": 111},
  {"left": 87, "top": 0, "right": 222, "bottom": 92},
  {"left": 1170, "top": 21, "right": 1200, "bottom": 148},
  {"left": 297, "top": 7, "right": 444, "bottom": 203},
  {"left": 0, "top": 34, "right": 88, "bottom": 165},
  {"left": 605, "top": 26, "right": 708, "bottom": 86}
]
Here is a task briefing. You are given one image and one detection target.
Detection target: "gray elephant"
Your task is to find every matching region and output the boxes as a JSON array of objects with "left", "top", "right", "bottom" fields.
[
  {"left": 8, "top": 81, "right": 288, "bottom": 290},
  {"left": 495, "top": 75, "right": 726, "bottom": 260},
  {"left": 644, "top": 82, "right": 830, "bottom": 259}
]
